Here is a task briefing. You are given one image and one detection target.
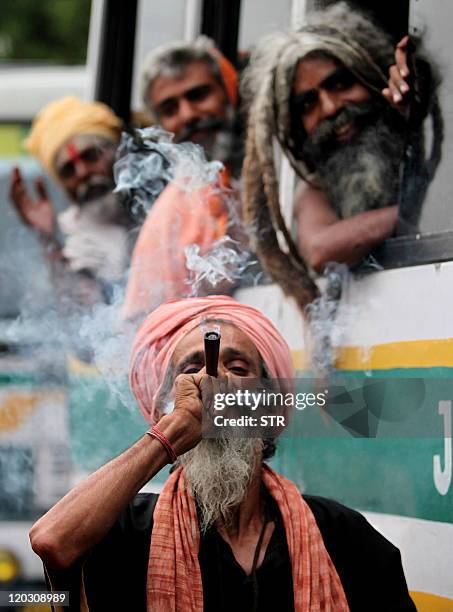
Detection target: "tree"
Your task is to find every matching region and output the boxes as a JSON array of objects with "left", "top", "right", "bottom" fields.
[{"left": 0, "top": 0, "right": 91, "bottom": 65}]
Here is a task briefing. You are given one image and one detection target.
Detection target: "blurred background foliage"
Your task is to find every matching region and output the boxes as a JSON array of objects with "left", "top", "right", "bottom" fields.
[{"left": 0, "top": 0, "right": 91, "bottom": 64}]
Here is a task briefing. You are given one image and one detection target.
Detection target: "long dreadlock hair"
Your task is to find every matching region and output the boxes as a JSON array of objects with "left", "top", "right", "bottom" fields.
[{"left": 241, "top": 2, "right": 441, "bottom": 310}]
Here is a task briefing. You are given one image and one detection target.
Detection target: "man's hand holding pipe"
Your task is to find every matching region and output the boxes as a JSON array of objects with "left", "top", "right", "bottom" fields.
[
  {"left": 30, "top": 372, "right": 215, "bottom": 569},
  {"left": 156, "top": 371, "right": 207, "bottom": 457},
  {"left": 156, "top": 368, "right": 228, "bottom": 457}
]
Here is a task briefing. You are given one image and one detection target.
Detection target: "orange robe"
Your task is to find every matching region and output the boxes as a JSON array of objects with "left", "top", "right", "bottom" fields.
[{"left": 121, "top": 170, "right": 230, "bottom": 321}]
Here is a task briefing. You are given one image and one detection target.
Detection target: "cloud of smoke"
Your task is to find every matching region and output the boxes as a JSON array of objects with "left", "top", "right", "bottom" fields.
[
  {"left": 305, "top": 263, "right": 351, "bottom": 377},
  {"left": 113, "top": 127, "right": 222, "bottom": 221},
  {"left": 3, "top": 126, "right": 260, "bottom": 480},
  {"left": 185, "top": 236, "right": 256, "bottom": 296}
]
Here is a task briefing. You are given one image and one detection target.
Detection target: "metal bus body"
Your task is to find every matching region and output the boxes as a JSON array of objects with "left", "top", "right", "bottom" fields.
[{"left": 0, "top": 0, "right": 451, "bottom": 608}]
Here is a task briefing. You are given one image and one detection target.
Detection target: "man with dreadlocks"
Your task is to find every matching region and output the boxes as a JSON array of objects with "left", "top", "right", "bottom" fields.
[
  {"left": 242, "top": 3, "right": 439, "bottom": 306},
  {"left": 30, "top": 296, "right": 415, "bottom": 611}
]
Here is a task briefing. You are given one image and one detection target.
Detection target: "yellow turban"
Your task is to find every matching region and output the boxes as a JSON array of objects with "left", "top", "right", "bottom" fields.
[{"left": 25, "top": 96, "right": 123, "bottom": 178}]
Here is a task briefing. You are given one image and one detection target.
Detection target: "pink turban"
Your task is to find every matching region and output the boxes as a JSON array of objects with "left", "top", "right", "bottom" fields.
[{"left": 129, "top": 295, "right": 294, "bottom": 423}]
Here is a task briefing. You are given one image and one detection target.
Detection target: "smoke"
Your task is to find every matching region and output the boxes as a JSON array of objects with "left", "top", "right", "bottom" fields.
[
  {"left": 305, "top": 263, "right": 350, "bottom": 377},
  {"left": 3, "top": 124, "right": 259, "bottom": 484},
  {"left": 113, "top": 126, "right": 222, "bottom": 221},
  {"left": 44, "top": 124, "right": 241, "bottom": 376},
  {"left": 185, "top": 236, "right": 256, "bottom": 296},
  {"left": 77, "top": 288, "right": 137, "bottom": 409}
]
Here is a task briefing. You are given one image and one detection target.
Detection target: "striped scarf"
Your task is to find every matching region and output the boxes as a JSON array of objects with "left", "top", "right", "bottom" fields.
[{"left": 147, "top": 464, "right": 349, "bottom": 611}]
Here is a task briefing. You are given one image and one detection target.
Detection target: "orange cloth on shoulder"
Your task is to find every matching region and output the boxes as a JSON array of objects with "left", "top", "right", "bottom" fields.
[
  {"left": 121, "top": 169, "right": 230, "bottom": 322},
  {"left": 147, "top": 464, "right": 349, "bottom": 612},
  {"left": 208, "top": 47, "right": 238, "bottom": 108}
]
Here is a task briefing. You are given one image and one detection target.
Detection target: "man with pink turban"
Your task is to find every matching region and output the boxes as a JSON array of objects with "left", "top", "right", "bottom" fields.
[{"left": 30, "top": 297, "right": 414, "bottom": 611}]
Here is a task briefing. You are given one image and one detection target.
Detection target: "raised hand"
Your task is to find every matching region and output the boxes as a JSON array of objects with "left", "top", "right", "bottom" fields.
[
  {"left": 156, "top": 368, "right": 229, "bottom": 457},
  {"left": 382, "top": 35, "right": 411, "bottom": 110},
  {"left": 9, "top": 167, "right": 56, "bottom": 237}
]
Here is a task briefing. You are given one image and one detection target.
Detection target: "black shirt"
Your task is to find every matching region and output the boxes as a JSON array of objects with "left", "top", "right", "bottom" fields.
[
  {"left": 199, "top": 490, "right": 294, "bottom": 612},
  {"left": 81, "top": 493, "right": 415, "bottom": 612}
]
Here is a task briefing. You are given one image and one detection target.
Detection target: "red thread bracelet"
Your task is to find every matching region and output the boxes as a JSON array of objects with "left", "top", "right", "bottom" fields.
[{"left": 146, "top": 425, "right": 178, "bottom": 463}]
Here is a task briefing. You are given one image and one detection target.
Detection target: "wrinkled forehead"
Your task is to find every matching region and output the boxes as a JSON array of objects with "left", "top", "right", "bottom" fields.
[
  {"left": 292, "top": 52, "right": 342, "bottom": 93},
  {"left": 149, "top": 59, "right": 224, "bottom": 103},
  {"left": 54, "top": 133, "right": 115, "bottom": 167},
  {"left": 171, "top": 321, "right": 260, "bottom": 369},
  {"left": 158, "top": 56, "right": 216, "bottom": 80}
]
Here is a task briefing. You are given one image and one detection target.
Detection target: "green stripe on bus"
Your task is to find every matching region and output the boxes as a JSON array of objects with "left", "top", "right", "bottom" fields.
[{"left": 270, "top": 368, "right": 453, "bottom": 524}]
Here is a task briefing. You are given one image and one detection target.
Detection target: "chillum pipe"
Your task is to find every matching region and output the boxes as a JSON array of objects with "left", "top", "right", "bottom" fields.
[{"left": 204, "top": 331, "right": 220, "bottom": 377}]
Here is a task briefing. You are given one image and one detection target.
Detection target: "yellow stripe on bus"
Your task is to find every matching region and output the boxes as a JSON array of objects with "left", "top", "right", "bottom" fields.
[
  {"left": 69, "top": 337, "right": 453, "bottom": 376},
  {"left": 291, "top": 337, "right": 453, "bottom": 371},
  {"left": 410, "top": 592, "right": 453, "bottom": 611},
  {"left": 67, "top": 354, "right": 100, "bottom": 377}
]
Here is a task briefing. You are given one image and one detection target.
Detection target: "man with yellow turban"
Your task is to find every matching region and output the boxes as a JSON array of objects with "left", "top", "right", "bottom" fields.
[
  {"left": 9, "top": 96, "right": 133, "bottom": 288},
  {"left": 30, "top": 296, "right": 414, "bottom": 611}
]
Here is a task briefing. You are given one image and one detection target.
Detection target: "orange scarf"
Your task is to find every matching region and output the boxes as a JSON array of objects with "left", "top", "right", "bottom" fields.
[
  {"left": 121, "top": 169, "right": 230, "bottom": 322},
  {"left": 147, "top": 464, "right": 349, "bottom": 611}
]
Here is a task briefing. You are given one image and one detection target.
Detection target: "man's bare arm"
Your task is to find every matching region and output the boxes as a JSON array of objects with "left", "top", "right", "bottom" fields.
[
  {"left": 29, "top": 374, "right": 205, "bottom": 570},
  {"left": 295, "top": 183, "right": 398, "bottom": 272}
]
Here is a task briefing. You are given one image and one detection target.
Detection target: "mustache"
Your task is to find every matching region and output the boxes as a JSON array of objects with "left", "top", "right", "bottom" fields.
[
  {"left": 75, "top": 175, "right": 115, "bottom": 205},
  {"left": 302, "top": 99, "right": 383, "bottom": 160},
  {"left": 175, "top": 116, "right": 227, "bottom": 143},
  {"left": 314, "top": 114, "right": 404, "bottom": 217}
]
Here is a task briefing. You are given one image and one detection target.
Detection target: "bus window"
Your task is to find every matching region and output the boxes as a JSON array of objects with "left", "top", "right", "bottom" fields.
[
  {"left": 270, "top": 1, "right": 451, "bottom": 271},
  {"left": 238, "top": 0, "right": 292, "bottom": 51},
  {"left": 242, "top": 0, "right": 421, "bottom": 276},
  {"left": 0, "top": 0, "right": 90, "bottom": 64},
  {"left": 131, "top": 0, "right": 188, "bottom": 116},
  {"left": 409, "top": 0, "right": 452, "bottom": 236}
]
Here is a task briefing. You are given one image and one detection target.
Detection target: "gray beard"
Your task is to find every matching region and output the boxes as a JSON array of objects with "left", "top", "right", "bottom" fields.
[
  {"left": 301, "top": 101, "right": 405, "bottom": 218},
  {"left": 75, "top": 175, "right": 115, "bottom": 205},
  {"left": 175, "top": 107, "right": 243, "bottom": 176},
  {"left": 317, "top": 118, "right": 405, "bottom": 218},
  {"left": 207, "top": 127, "right": 235, "bottom": 163},
  {"left": 72, "top": 191, "right": 131, "bottom": 228},
  {"left": 205, "top": 128, "right": 244, "bottom": 180},
  {"left": 179, "top": 438, "right": 262, "bottom": 532}
]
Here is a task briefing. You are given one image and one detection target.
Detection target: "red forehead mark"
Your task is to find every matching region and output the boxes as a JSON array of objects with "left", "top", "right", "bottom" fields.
[{"left": 65, "top": 142, "right": 82, "bottom": 164}]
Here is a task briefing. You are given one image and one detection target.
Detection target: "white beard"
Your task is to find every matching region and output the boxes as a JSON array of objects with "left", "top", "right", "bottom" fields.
[
  {"left": 180, "top": 438, "right": 262, "bottom": 532},
  {"left": 58, "top": 197, "right": 130, "bottom": 282}
]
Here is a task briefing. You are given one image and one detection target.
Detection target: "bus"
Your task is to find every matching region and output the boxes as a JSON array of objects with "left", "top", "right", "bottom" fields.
[{"left": 0, "top": 1, "right": 451, "bottom": 609}]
